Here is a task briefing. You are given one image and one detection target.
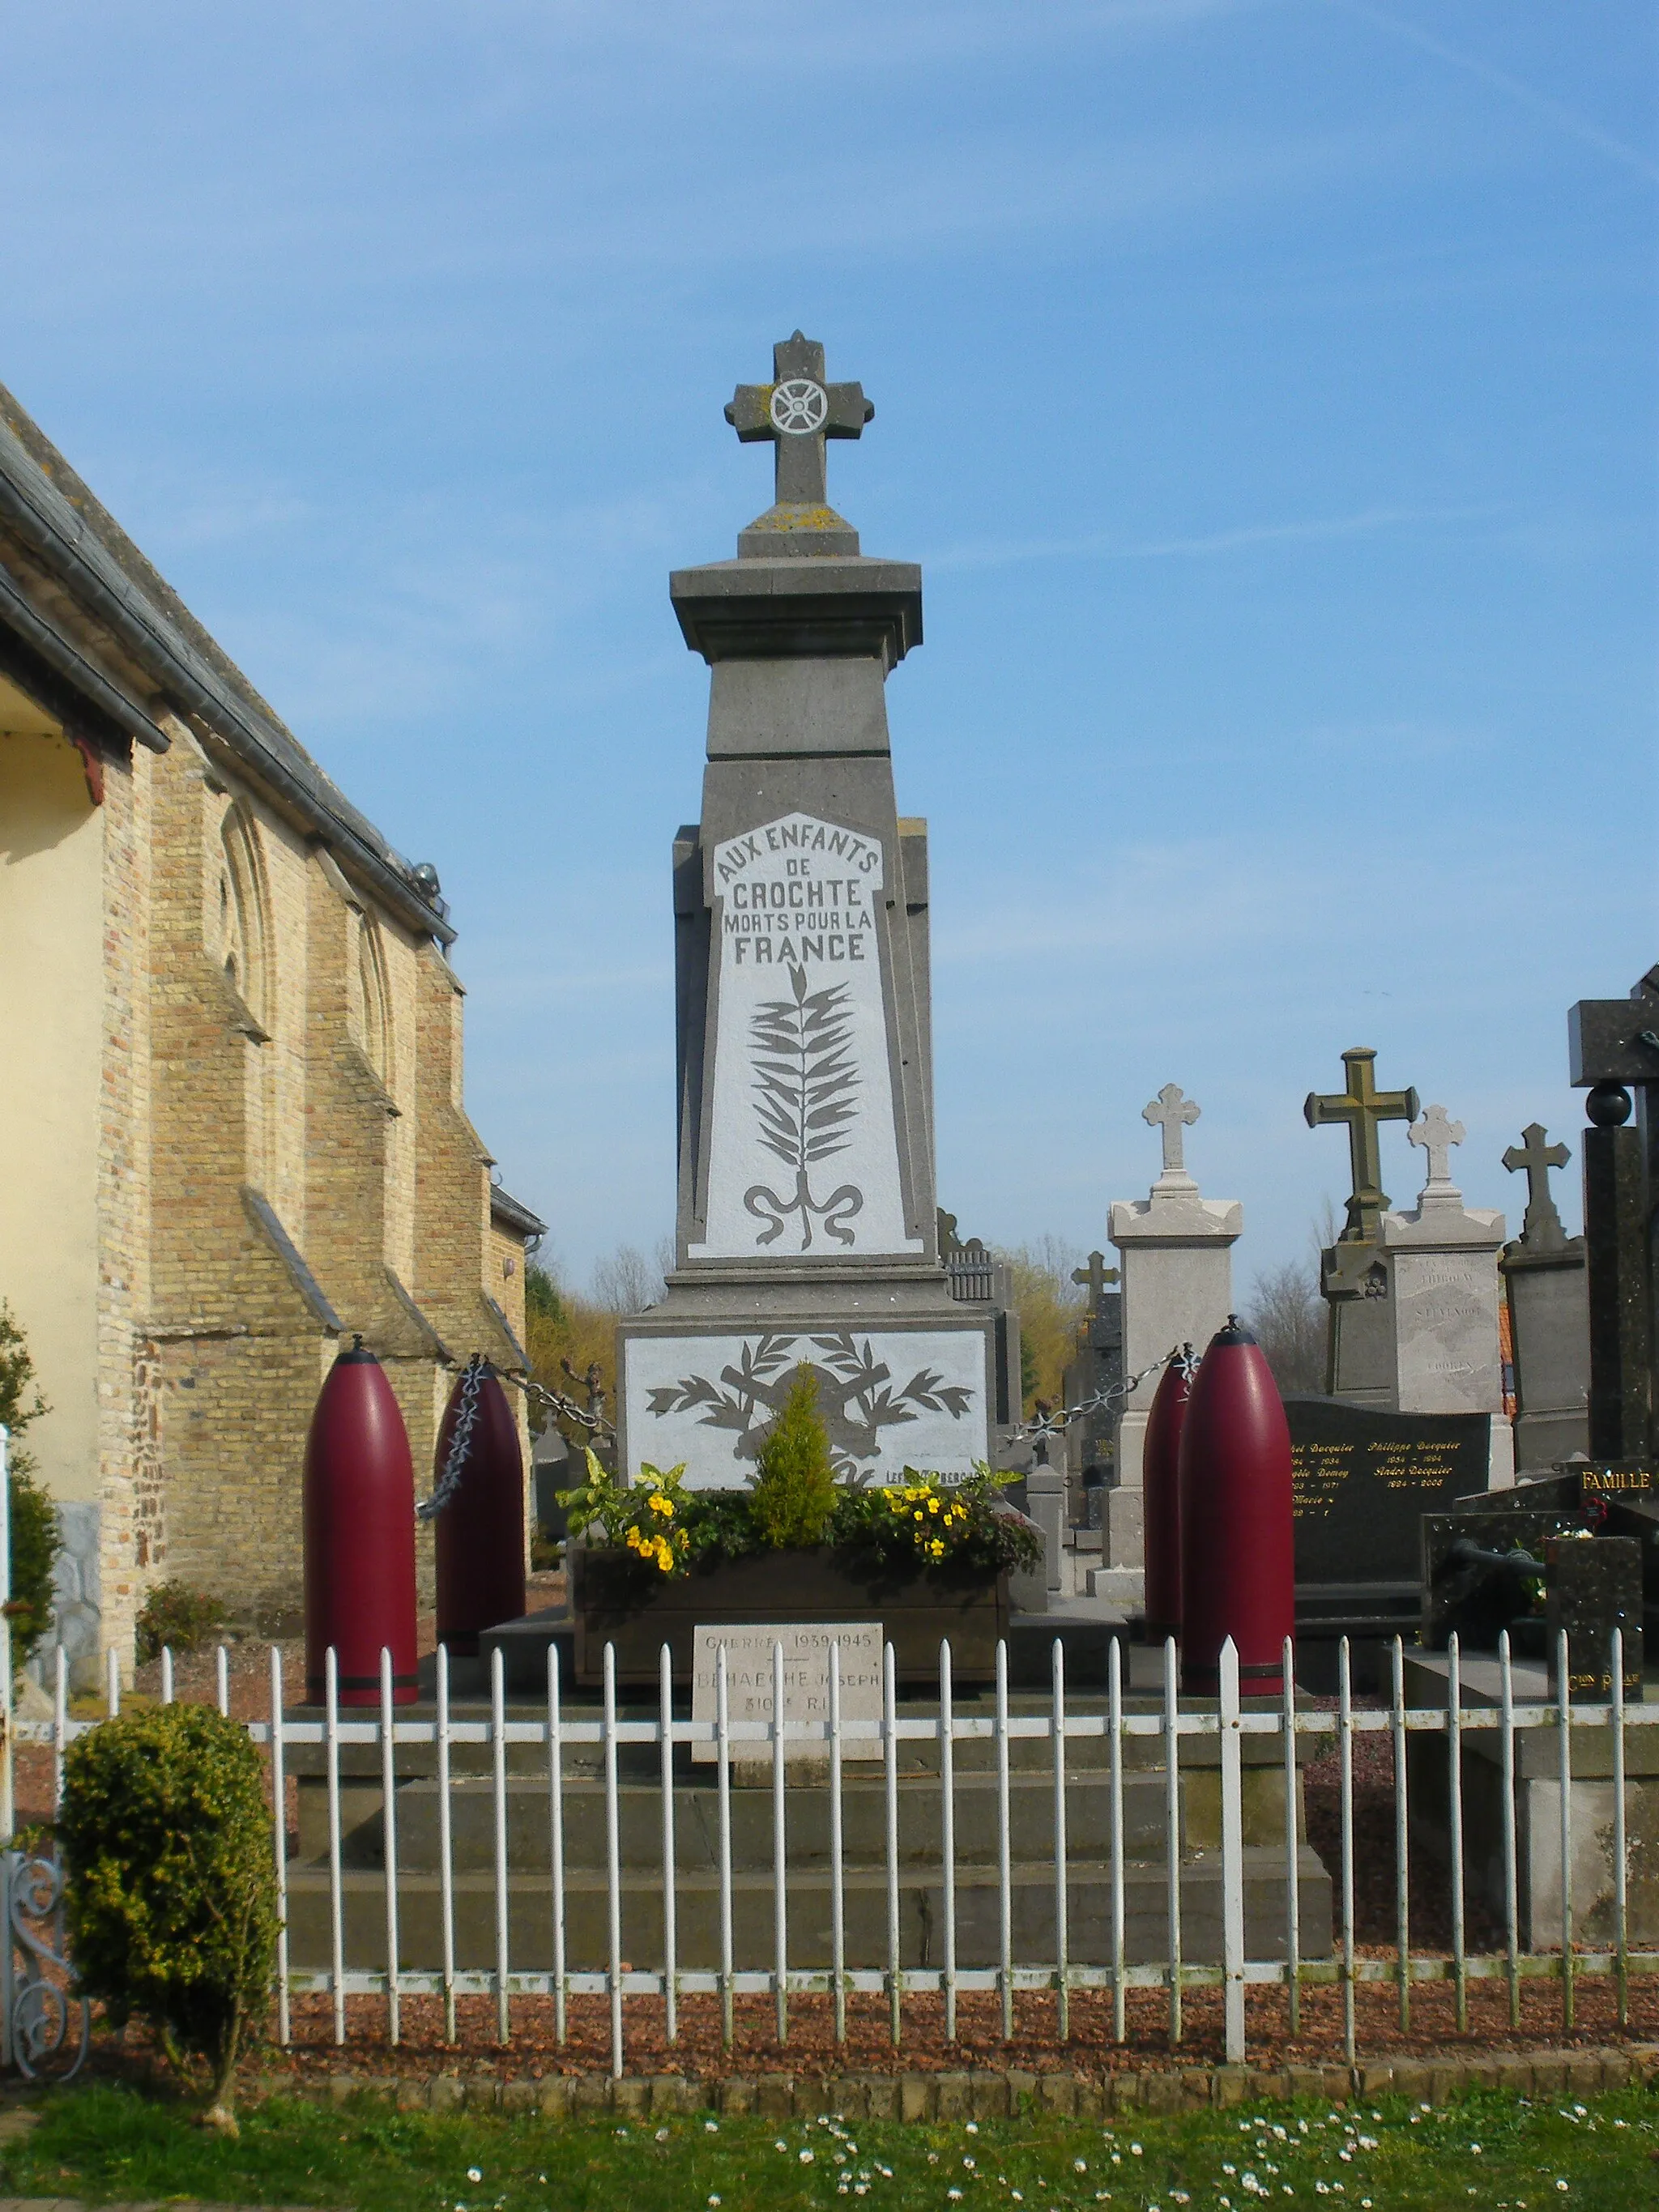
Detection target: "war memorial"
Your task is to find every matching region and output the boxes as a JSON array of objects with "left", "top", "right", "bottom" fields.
[{"left": 3, "top": 332, "right": 1657, "bottom": 2100}]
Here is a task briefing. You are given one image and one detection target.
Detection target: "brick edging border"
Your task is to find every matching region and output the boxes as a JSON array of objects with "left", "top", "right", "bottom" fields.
[{"left": 250, "top": 2045, "right": 1659, "bottom": 2120}]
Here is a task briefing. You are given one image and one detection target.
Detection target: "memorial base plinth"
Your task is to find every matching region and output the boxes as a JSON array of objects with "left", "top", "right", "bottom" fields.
[{"left": 567, "top": 1548, "right": 1009, "bottom": 1688}]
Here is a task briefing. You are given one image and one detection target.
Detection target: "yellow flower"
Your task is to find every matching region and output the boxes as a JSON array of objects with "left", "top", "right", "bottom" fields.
[
  {"left": 928, "top": 1538, "right": 945, "bottom": 1559},
  {"left": 650, "top": 1493, "right": 673, "bottom": 1517},
  {"left": 927, "top": 1495, "right": 940, "bottom": 1514}
]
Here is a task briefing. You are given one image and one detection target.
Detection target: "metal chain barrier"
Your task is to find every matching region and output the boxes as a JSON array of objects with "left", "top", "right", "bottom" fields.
[
  {"left": 497, "top": 1366, "right": 616, "bottom": 1445},
  {"left": 1006, "top": 1340, "right": 1200, "bottom": 1447},
  {"left": 415, "top": 1353, "right": 488, "bottom": 1522}
]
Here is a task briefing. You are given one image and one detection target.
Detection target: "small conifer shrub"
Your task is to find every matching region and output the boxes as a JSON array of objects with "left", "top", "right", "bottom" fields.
[
  {"left": 749, "top": 1366, "right": 838, "bottom": 1549},
  {"left": 58, "top": 1704, "right": 278, "bottom": 2130}
]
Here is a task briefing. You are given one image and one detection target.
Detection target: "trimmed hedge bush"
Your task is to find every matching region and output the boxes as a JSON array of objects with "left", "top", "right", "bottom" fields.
[
  {"left": 58, "top": 1703, "right": 278, "bottom": 2122},
  {"left": 134, "top": 1579, "right": 228, "bottom": 1664},
  {"left": 1, "top": 1298, "right": 61, "bottom": 1673}
]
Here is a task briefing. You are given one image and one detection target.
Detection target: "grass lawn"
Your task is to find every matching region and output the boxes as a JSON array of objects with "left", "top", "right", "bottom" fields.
[{"left": 0, "top": 2081, "right": 1651, "bottom": 2210}]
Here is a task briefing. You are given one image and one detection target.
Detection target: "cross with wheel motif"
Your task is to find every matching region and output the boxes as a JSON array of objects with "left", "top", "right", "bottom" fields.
[
  {"left": 1303, "top": 1047, "right": 1420, "bottom": 1244},
  {"left": 726, "top": 331, "right": 875, "bottom": 507}
]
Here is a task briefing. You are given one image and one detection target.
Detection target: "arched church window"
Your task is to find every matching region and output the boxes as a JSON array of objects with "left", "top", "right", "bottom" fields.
[
  {"left": 353, "top": 912, "right": 393, "bottom": 1089},
  {"left": 217, "top": 807, "right": 271, "bottom": 1031}
]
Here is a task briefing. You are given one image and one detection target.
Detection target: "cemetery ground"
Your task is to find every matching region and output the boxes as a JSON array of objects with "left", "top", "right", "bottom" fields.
[
  {"left": 0, "top": 2078, "right": 1654, "bottom": 2210},
  {"left": 15, "top": 1622, "right": 1659, "bottom": 2083}
]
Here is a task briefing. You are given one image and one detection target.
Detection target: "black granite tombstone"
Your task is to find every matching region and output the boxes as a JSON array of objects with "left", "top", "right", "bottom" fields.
[
  {"left": 1568, "top": 965, "right": 1659, "bottom": 1464},
  {"left": 1547, "top": 1535, "right": 1643, "bottom": 1698},
  {"left": 1285, "top": 1395, "right": 1491, "bottom": 1688},
  {"left": 1422, "top": 1506, "right": 1571, "bottom": 1654},
  {"left": 1422, "top": 1460, "right": 1659, "bottom": 1662}
]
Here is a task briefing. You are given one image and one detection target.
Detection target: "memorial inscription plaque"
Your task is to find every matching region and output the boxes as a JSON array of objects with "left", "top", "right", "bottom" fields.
[
  {"left": 1286, "top": 1396, "right": 1492, "bottom": 1583},
  {"left": 690, "top": 1620, "right": 884, "bottom": 1764}
]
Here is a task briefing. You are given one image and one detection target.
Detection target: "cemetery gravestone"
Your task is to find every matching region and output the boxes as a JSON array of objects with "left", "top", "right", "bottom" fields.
[
  {"left": 1501, "top": 1122, "right": 1590, "bottom": 1470},
  {"left": 1420, "top": 1458, "right": 1656, "bottom": 1674},
  {"left": 1107, "top": 1085, "right": 1241, "bottom": 1588},
  {"left": 1547, "top": 1536, "right": 1643, "bottom": 1700},
  {"left": 1305, "top": 1048, "right": 1419, "bottom": 1405},
  {"left": 1064, "top": 1249, "right": 1124, "bottom": 1485},
  {"left": 938, "top": 1208, "right": 1024, "bottom": 1443},
  {"left": 1288, "top": 1397, "right": 1492, "bottom": 1583},
  {"left": 1286, "top": 1395, "right": 1491, "bottom": 1684},
  {"left": 1568, "top": 964, "right": 1659, "bottom": 1465},
  {"left": 1381, "top": 1103, "right": 1511, "bottom": 1483},
  {"left": 616, "top": 335, "right": 996, "bottom": 1489}
]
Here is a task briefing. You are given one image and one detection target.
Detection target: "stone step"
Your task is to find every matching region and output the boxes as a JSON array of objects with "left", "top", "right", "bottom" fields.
[
  {"left": 295, "top": 1767, "right": 1192, "bottom": 1872},
  {"left": 279, "top": 1846, "right": 1332, "bottom": 1974},
  {"left": 281, "top": 1696, "right": 1308, "bottom": 1786}
]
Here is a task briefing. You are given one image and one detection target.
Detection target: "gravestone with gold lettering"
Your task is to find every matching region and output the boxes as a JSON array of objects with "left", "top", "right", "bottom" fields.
[
  {"left": 1287, "top": 1394, "right": 1492, "bottom": 1685},
  {"left": 616, "top": 335, "right": 995, "bottom": 1489}
]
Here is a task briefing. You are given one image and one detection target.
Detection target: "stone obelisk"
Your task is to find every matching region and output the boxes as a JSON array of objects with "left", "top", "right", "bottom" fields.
[{"left": 616, "top": 335, "right": 993, "bottom": 1488}]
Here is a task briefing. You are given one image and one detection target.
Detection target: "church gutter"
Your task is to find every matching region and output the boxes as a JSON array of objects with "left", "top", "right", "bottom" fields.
[
  {"left": 0, "top": 560, "right": 171, "bottom": 752},
  {"left": 0, "top": 420, "right": 456, "bottom": 948}
]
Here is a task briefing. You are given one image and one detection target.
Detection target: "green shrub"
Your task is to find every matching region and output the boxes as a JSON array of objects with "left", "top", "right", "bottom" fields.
[
  {"left": 749, "top": 1367, "right": 838, "bottom": 1549},
  {"left": 1, "top": 1300, "right": 62, "bottom": 1674},
  {"left": 135, "top": 1580, "right": 228, "bottom": 1665},
  {"left": 58, "top": 1703, "right": 278, "bottom": 2126}
]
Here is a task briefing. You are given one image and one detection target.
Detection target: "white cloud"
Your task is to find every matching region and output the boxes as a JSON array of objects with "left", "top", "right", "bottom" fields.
[{"left": 928, "top": 502, "right": 1504, "bottom": 573}]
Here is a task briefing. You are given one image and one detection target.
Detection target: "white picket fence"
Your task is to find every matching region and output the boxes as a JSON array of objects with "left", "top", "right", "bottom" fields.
[{"left": 8, "top": 1627, "right": 1659, "bottom": 2079}]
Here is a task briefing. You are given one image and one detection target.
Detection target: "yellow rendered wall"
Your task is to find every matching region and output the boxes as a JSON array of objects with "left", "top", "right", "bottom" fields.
[{"left": 0, "top": 717, "right": 103, "bottom": 1502}]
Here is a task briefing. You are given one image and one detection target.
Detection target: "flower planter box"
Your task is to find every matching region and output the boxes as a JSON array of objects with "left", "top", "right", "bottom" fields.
[{"left": 570, "top": 1545, "right": 1008, "bottom": 1690}]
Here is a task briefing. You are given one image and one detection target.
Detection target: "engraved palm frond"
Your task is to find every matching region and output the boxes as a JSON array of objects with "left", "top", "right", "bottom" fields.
[{"left": 749, "top": 967, "right": 859, "bottom": 1172}]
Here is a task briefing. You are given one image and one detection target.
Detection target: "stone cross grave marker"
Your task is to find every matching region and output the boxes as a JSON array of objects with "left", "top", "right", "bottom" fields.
[
  {"left": 725, "top": 331, "right": 876, "bottom": 508},
  {"left": 1503, "top": 1122, "right": 1571, "bottom": 1251},
  {"left": 1409, "top": 1102, "right": 1465, "bottom": 1198},
  {"left": 1072, "top": 1250, "right": 1120, "bottom": 1310},
  {"left": 1500, "top": 1119, "right": 1589, "bottom": 1468},
  {"left": 1144, "top": 1083, "right": 1201, "bottom": 1183},
  {"left": 1304, "top": 1047, "right": 1421, "bottom": 1246}
]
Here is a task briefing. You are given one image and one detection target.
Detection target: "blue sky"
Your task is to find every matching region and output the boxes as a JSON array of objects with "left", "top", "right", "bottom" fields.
[{"left": 4, "top": 1, "right": 1653, "bottom": 1291}]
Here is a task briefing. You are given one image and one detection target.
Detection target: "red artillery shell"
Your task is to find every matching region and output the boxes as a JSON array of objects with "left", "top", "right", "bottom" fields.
[
  {"left": 1141, "top": 1349, "right": 1194, "bottom": 1644},
  {"left": 1178, "top": 1317, "right": 1295, "bottom": 1698},
  {"left": 434, "top": 1366, "right": 527, "bottom": 1658},
  {"left": 303, "top": 1340, "right": 419, "bottom": 1707}
]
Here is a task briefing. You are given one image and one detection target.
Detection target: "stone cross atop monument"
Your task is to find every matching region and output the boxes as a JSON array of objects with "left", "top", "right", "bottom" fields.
[
  {"left": 1304, "top": 1047, "right": 1421, "bottom": 1246},
  {"left": 1409, "top": 1103, "right": 1466, "bottom": 1202},
  {"left": 1503, "top": 1122, "right": 1571, "bottom": 1251},
  {"left": 725, "top": 331, "right": 875, "bottom": 558},
  {"left": 1144, "top": 1083, "right": 1201, "bottom": 1191},
  {"left": 1072, "top": 1250, "right": 1120, "bottom": 1312}
]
